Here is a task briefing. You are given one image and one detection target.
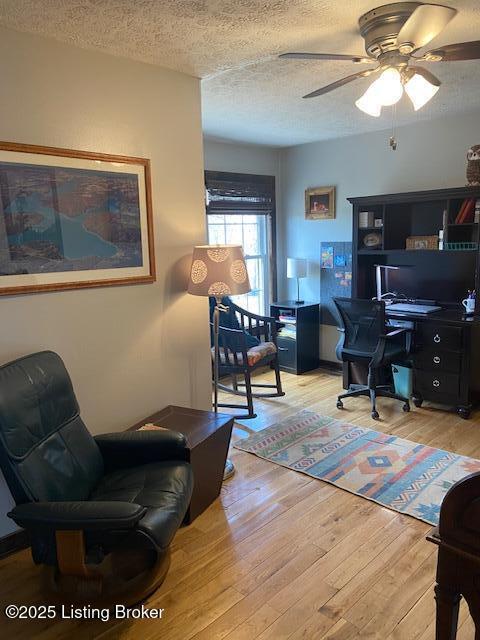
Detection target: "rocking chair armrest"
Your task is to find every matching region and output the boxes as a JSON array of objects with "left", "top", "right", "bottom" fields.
[{"left": 229, "top": 301, "right": 275, "bottom": 323}]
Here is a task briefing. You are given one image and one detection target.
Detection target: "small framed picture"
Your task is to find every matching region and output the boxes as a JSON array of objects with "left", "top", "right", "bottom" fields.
[{"left": 305, "top": 187, "right": 335, "bottom": 220}]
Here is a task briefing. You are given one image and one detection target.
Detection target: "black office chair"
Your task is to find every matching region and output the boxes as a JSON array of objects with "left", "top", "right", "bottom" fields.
[{"left": 333, "top": 297, "right": 411, "bottom": 419}]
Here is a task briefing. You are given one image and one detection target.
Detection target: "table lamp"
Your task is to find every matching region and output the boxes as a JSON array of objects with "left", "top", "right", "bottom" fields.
[
  {"left": 188, "top": 244, "right": 251, "bottom": 479},
  {"left": 287, "top": 257, "right": 307, "bottom": 304}
]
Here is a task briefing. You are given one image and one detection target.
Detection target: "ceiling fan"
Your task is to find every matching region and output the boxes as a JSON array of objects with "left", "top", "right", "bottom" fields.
[{"left": 280, "top": 2, "right": 480, "bottom": 117}]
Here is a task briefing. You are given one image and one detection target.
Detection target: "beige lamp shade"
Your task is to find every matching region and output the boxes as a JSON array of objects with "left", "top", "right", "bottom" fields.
[{"left": 188, "top": 244, "right": 251, "bottom": 297}]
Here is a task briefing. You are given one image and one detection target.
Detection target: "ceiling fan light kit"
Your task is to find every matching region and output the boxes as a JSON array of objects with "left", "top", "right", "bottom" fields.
[
  {"left": 404, "top": 71, "right": 440, "bottom": 110},
  {"left": 355, "top": 65, "right": 439, "bottom": 116},
  {"left": 281, "top": 2, "right": 480, "bottom": 118},
  {"left": 355, "top": 90, "right": 382, "bottom": 117}
]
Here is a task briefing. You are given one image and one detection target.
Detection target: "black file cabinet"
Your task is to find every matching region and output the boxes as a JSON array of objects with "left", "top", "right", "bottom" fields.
[{"left": 270, "top": 301, "right": 320, "bottom": 374}]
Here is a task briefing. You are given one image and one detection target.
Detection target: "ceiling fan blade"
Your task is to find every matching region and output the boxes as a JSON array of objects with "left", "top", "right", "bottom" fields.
[
  {"left": 420, "top": 41, "right": 480, "bottom": 61},
  {"left": 397, "top": 4, "right": 457, "bottom": 50},
  {"left": 279, "top": 52, "right": 371, "bottom": 63},
  {"left": 408, "top": 66, "right": 442, "bottom": 86},
  {"left": 302, "top": 68, "right": 379, "bottom": 99}
]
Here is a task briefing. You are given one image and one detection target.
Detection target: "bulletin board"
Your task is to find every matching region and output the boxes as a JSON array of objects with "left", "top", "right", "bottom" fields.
[{"left": 320, "top": 241, "right": 353, "bottom": 326}]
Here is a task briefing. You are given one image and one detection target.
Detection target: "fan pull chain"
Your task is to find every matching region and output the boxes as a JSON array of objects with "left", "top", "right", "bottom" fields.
[{"left": 389, "top": 103, "right": 397, "bottom": 151}]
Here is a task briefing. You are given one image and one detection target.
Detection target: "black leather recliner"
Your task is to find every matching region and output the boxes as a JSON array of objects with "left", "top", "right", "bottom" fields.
[{"left": 0, "top": 351, "right": 193, "bottom": 604}]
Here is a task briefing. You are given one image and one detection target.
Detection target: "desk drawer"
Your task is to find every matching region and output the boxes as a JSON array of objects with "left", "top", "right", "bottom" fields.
[
  {"left": 414, "top": 370, "right": 460, "bottom": 403},
  {"left": 277, "top": 336, "right": 296, "bottom": 370},
  {"left": 414, "top": 350, "right": 462, "bottom": 373},
  {"left": 417, "top": 324, "right": 463, "bottom": 351}
]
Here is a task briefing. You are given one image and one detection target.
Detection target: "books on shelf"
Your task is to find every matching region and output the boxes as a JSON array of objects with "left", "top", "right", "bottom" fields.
[
  {"left": 359, "top": 211, "right": 375, "bottom": 228},
  {"left": 278, "top": 314, "right": 296, "bottom": 324},
  {"left": 278, "top": 325, "right": 296, "bottom": 339},
  {"left": 455, "top": 198, "right": 477, "bottom": 224}
]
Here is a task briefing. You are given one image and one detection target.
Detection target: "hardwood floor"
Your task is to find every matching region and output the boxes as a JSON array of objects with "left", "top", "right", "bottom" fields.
[{"left": 1, "top": 367, "right": 479, "bottom": 639}]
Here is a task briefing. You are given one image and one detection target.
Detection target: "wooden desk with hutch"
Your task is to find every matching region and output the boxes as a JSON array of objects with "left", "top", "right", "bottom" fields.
[{"left": 349, "top": 186, "right": 480, "bottom": 418}]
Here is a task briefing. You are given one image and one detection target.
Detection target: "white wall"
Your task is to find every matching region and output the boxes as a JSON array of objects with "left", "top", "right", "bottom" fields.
[
  {"left": 279, "top": 110, "right": 480, "bottom": 360},
  {"left": 0, "top": 28, "right": 211, "bottom": 537},
  {"left": 204, "top": 138, "right": 280, "bottom": 177}
]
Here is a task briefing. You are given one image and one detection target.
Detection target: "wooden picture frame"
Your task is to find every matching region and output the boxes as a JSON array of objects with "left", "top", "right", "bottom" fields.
[
  {"left": 305, "top": 186, "right": 336, "bottom": 220},
  {"left": 0, "top": 141, "right": 155, "bottom": 296}
]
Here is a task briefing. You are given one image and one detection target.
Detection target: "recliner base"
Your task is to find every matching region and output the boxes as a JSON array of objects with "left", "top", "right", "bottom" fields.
[{"left": 43, "top": 545, "right": 170, "bottom": 608}]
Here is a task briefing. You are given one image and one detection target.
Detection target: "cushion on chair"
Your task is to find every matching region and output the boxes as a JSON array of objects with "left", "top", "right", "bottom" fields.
[
  {"left": 90, "top": 460, "right": 193, "bottom": 550},
  {"left": 212, "top": 341, "right": 277, "bottom": 367},
  {"left": 209, "top": 296, "right": 260, "bottom": 349}
]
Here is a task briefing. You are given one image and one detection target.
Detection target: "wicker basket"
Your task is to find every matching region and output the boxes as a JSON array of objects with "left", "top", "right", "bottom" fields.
[{"left": 406, "top": 235, "right": 438, "bottom": 250}]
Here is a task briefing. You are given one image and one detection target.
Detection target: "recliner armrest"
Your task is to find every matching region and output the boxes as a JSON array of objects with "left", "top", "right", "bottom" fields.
[
  {"left": 8, "top": 501, "right": 146, "bottom": 532},
  {"left": 95, "top": 429, "right": 189, "bottom": 471}
]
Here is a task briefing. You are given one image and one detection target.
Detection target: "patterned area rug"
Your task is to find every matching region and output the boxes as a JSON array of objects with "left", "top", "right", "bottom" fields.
[{"left": 234, "top": 410, "right": 480, "bottom": 525}]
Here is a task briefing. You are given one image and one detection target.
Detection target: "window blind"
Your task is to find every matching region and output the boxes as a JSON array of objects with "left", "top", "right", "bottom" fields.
[{"left": 205, "top": 171, "right": 275, "bottom": 215}]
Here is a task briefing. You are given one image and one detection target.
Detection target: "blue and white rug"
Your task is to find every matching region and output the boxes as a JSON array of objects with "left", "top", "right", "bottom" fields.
[{"left": 234, "top": 410, "right": 480, "bottom": 525}]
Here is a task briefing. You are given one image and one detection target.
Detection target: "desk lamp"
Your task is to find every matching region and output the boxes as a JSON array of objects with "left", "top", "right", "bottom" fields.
[
  {"left": 287, "top": 258, "right": 307, "bottom": 304},
  {"left": 375, "top": 264, "right": 400, "bottom": 301},
  {"left": 188, "top": 244, "right": 251, "bottom": 479}
]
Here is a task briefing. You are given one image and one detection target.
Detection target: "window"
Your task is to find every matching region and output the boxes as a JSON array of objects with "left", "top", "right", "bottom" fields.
[
  {"left": 207, "top": 213, "right": 269, "bottom": 315},
  {"left": 205, "top": 171, "right": 276, "bottom": 316}
]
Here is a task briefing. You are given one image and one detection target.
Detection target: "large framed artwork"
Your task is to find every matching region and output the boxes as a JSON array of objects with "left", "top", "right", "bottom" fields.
[{"left": 0, "top": 141, "right": 155, "bottom": 296}]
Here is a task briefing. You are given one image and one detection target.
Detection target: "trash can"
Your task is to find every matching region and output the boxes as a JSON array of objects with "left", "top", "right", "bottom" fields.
[{"left": 392, "top": 363, "right": 412, "bottom": 399}]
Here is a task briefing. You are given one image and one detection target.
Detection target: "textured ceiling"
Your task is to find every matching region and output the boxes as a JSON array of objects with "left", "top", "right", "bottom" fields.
[{"left": 1, "top": 0, "right": 480, "bottom": 146}]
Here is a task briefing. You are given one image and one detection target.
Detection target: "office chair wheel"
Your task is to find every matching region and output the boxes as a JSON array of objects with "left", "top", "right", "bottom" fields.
[
  {"left": 371, "top": 410, "right": 379, "bottom": 420},
  {"left": 336, "top": 400, "right": 344, "bottom": 409},
  {"left": 402, "top": 402, "right": 410, "bottom": 412}
]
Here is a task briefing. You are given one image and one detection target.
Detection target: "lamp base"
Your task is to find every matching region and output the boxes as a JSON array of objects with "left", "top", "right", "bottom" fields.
[
  {"left": 294, "top": 299, "right": 304, "bottom": 305},
  {"left": 223, "top": 459, "right": 235, "bottom": 480}
]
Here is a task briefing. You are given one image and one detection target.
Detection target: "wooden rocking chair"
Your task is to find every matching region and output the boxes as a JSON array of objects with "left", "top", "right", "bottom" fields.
[{"left": 211, "top": 300, "right": 285, "bottom": 419}]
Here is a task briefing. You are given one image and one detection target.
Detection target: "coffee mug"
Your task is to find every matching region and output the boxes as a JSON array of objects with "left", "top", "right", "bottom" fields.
[{"left": 462, "top": 298, "right": 476, "bottom": 314}]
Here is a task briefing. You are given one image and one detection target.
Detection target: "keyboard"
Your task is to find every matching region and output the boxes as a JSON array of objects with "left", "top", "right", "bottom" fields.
[
  {"left": 387, "top": 318, "right": 414, "bottom": 329},
  {"left": 387, "top": 303, "right": 442, "bottom": 314}
]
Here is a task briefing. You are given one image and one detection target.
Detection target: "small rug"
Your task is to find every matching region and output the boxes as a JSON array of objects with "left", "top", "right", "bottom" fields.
[{"left": 234, "top": 410, "right": 480, "bottom": 525}]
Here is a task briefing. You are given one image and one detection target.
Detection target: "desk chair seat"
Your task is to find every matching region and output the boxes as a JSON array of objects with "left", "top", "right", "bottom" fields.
[{"left": 334, "top": 297, "right": 411, "bottom": 420}]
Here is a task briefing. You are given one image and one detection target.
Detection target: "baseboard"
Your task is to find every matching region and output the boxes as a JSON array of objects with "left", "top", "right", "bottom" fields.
[
  {"left": 318, "top": 359, "right": 342, "bottom": 374},
  {"left": 0, "top": 528, "right": 29, "bottom": 559}
]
